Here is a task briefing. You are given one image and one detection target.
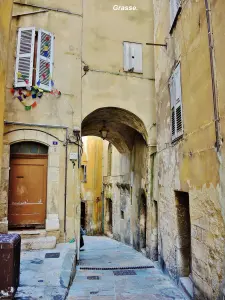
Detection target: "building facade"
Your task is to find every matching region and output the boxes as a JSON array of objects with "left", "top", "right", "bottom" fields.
[
  {"left": 3, "top": 0, "right": 225, "bottom": 298},
  {"left": 3, "top": 1, "right": 83, "bottom": 247},
  {"left": 2, "top": 0, "right": 155, "bottom": 253},
  {"left": 0, "top": 0, "right": 13, "bottom": 233},
  {"left": 153, "top": 0, "right": 225, "bottom": 298}
]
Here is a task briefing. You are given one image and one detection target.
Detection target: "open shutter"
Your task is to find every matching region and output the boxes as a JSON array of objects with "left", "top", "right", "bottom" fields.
[
  {"left": 169, "top": 74, "right": 176, "bottom": 141},
  {"left": 14, "top": 27, "right": 35, "bottom": 88},
  {"left": 174, "top": 63, "right": 183, "bottom": 138},
  {"left": 170, "top": 0, "right": 181, "bottom": 29},
  {"left": 123, "top": 42, "right": 130, "bottom": 71},
  {"left": 131, "top": 43, "right": 143, "bottom": 73},
  {"left": 36, "top": 29, "right": 54, "bottom": 91}
]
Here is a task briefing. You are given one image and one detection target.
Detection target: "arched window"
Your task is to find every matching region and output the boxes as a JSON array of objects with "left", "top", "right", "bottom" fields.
[
  {"left": 10, "top": 142, "right": 48, "bottom": 155},
  {"left": 107, "top": 143, "right": 112, "bottom": 176}
]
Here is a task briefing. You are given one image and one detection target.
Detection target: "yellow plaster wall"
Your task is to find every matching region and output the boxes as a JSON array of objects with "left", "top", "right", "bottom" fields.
[
  {"left": 0, "top": 0, "right": 13, "bottom": 232},
  {"left": 81, "top": 136, "right": 103, "bottom": 233}
]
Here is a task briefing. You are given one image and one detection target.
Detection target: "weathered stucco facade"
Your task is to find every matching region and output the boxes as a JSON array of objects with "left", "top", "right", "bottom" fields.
[
  {"left": 81, "top": 136, "right": 103, "bottom": 235},
  {"left": 3, "top": 0, "right": 82, "bottom": 244},
  {"left": 81, "top": 0, "right": 156, "bottom": 254},
  {"left": 2, "top": 0, "right": 155, "bottom": 255},
  {"left": 0, "top": 0, "right": 13, "bottom": 233},
  {"left": 3, "top": 0, "right": 225, "bottom": 297},
  {"left": 153, "top": 0, "right": 225, "bottom": 298}
]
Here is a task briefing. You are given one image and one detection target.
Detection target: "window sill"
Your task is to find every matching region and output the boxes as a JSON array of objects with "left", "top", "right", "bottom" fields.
[{"left": 123, "top": 70, "right": 143, "bottom": 75}]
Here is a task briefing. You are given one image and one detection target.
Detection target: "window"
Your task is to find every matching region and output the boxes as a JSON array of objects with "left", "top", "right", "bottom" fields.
[
  {"left": 81, "top": 165, "right": 87, "bottom": 182},
  {"left": 14, "top": 27, "right": 54, "bottom": 91},
  {"left": 10, "top": 142, "right": 48, "bottom": 155},
  {"left": 169, "top": 63, "right": 183, "bottom": 141},
  {"left": 123, "top": 42, "right": 143, "bottom": 73},
  {"left": 170, "top": 0, "right": 181, "bottom": 32}
]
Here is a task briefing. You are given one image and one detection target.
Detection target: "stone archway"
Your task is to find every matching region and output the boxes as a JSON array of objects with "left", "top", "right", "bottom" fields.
[
  {"left": 82, "top": 107, "right": 148, "bottom": 153},
  {"left": 82, "top": 107, "right": 150, "bottom": 251}
]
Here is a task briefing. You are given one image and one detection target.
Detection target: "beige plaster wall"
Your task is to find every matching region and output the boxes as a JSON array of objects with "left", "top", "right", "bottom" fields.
[
  {"left": 82, "top": 0, "right": 156, "bottom": 145},
  {"left": 3, "top": 0, "right": 82, "bottom": 242}
]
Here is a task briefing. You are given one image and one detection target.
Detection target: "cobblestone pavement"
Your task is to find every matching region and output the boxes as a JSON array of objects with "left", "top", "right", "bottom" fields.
[
  {"left": 68, "top": 236, "right": 187, "bottom": 300},
  {"left": 15, "top": 243, "right": 76, "bottom": 300}
]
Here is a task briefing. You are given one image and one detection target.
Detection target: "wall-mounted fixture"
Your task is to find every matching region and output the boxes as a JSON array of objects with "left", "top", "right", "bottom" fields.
[
  {"left": 99, "top": 121, "right": 109, "bottom": 140},
  {"left": 73, "top": 126, "right": 81, "bottom": 142}
]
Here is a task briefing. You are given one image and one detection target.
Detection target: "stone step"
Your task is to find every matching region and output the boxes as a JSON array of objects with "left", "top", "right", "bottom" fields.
[
  {"left": 180, "top": 276, "right": 194, "bottom": 299},
  {"left": 10, "top": 229, "right": 47, "bottom": 239},
  {"left": 21, "top": 236, "right": 57, "bottom": 251}
]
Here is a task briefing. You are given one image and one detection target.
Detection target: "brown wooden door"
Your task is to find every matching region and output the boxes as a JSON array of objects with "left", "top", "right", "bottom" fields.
[{"left": 8, "top": 155, "right": 47, "bottom": 228}]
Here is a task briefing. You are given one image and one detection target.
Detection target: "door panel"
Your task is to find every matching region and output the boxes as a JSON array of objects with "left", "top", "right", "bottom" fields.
[{"left": 9, "top": 157, "right": 47, "bottom": 228}]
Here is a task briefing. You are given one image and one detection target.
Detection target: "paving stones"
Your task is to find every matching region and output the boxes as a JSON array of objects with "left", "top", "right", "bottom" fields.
[
  {"left": 15, "top": 243, "right": 76, "bottom": 299},
  {"left": 68, "top": 236, "right": 187, "bottom": 300}
]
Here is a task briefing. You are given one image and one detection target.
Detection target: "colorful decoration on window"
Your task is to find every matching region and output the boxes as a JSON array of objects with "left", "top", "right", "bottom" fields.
[{"left": 11, "top": 73, "right": 61, "bottom": 111}]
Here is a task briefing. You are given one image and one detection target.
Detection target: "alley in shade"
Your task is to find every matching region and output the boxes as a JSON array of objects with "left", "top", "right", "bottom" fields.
[{"left": 68, "top": 236, "right": 187, "bottom": 300}]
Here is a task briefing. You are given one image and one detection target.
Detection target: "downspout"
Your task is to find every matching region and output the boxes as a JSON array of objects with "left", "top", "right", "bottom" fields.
[
  {"left": 101, "top": 145, "right": 105, "bottom": 234},
  {"left": 204, "top": 0, "right": 220, "bottom": 152},
  {"left": 64, "top": 128, "right": 68, "bottom": 241}
]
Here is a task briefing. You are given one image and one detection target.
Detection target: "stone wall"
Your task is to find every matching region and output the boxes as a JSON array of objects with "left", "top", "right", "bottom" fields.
[{"left": 153, "top": 0, "right": 225, "bottom": 298}]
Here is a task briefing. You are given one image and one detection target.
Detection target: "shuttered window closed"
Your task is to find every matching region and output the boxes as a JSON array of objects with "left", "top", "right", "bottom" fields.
[
  {"left": 169, "top": 63, "right": 183, "bottom": 141},
  {"left": 123, "top": 42, "right": 143, "bottom": 73}
]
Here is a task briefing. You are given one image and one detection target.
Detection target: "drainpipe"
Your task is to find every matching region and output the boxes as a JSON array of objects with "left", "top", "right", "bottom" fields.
[
  {"left": 204, "top": 0, "right": 220, "bottom": 152},
  {"left": 64, "top": 128, "right": 68, "bottom": 241},
  {"left": 101, "top": 145, "right": 105, "bottom": 234}
]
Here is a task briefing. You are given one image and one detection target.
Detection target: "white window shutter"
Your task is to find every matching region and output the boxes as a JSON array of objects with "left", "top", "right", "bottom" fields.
[
  {"left": 132, "top": 43, "right": 143, "bottom": 73},
  {"left": 170, "top": 0, "right": 181, "bottom": 29},
  {"left": 14, "top": 27, "right": 35, "bottom": 88},
  {"left": 123, "top": 42, "right": 130, "bottom": 71},
  {"left": 169, "top": 74, "right": 176, "bottom": 140},
  {"left": 36, "top": 29, "right": 54, "bottom": 91},
  {"left": 174, "top": 64, "right": 183, "bottom": 138}
]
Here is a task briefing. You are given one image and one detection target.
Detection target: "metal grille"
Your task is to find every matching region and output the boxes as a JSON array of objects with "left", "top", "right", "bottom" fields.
[
  {"left": 87, "top": 276, "right": 100, "bottom": 280},
  {"left": 113, "top": 270, "right": 136, "bottom": 276},
  {"left": 45, "top": 252, "right": 60, "bottom": 258},
  {"left": 80, "top": 266, "right": 154, "bottom": 270}
]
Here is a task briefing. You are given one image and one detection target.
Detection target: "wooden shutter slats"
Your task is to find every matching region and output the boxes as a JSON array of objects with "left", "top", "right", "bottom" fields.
[
  {"left": 14, "top": 27, "right": 35, "bottom": 87},
  {"left": 36, "top": 29, "right": 54, "bottom": 91},
  {"left": 170, "top": 63, "right": 183, "bottom": 141}
]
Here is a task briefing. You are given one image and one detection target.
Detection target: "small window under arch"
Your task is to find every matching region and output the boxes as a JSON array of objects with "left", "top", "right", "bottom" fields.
[{"left": 10, "top": 142, "right": 48, "bottom": 155}]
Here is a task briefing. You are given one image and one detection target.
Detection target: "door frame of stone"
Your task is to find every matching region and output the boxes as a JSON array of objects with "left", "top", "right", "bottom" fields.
[{"left": 2, "top": 129, "right": 61, "bottom": 234}]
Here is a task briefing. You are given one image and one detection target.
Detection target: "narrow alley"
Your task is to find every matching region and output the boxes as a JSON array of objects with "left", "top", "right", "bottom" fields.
[{"left": 68, "top": 236, "right": 187, "bottom": 300}]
